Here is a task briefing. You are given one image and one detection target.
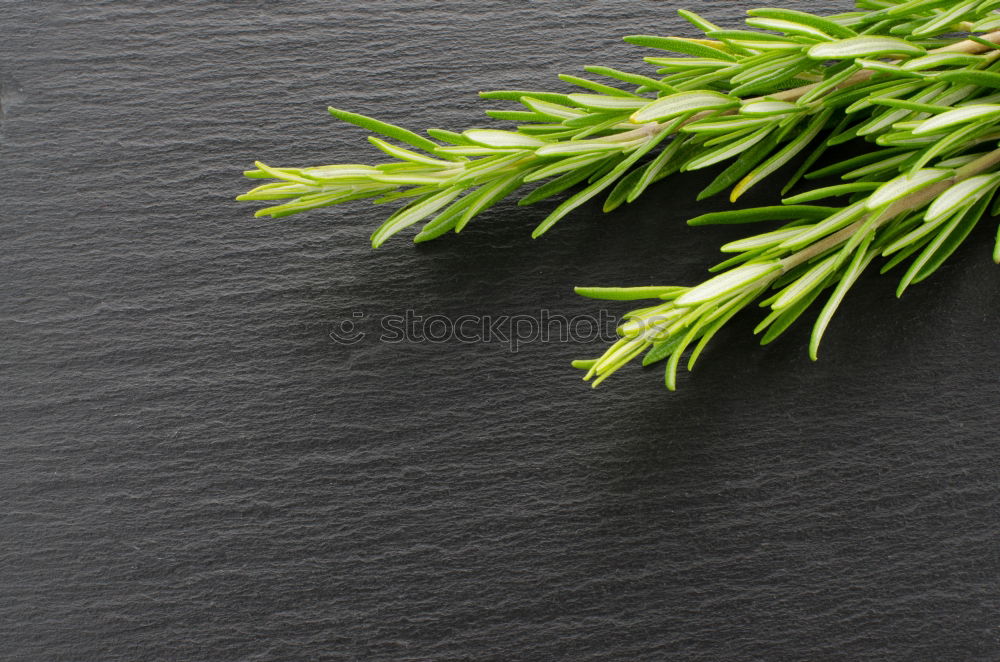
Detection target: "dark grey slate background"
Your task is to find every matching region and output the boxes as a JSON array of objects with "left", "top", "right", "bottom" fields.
[{"left": 2, "top": 1, "right": 998, "bottom": 660}]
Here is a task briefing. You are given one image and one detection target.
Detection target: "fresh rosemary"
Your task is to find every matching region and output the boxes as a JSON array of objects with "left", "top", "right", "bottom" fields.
[{"left": 239, "top": 1, "right": 1000, "bottom": 390}]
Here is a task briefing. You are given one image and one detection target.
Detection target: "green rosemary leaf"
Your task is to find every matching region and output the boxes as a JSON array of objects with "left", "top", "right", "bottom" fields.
[
  {"left": 370, "top": 186, "right": 464, "bottom": 248},
  {"left": 412, "top": 192, "right": 481, "bottom": 242},
  {"left": 809, "top": 237, "right": 877, "bottom": 361},
  {"left": 882, "top": 208, "right": 956, "bottom": 256},
  {"left": 908, "top": 193, "right": 992, "bottom": 284},
  {"left": 602, "top": 167, "right": 646, "bottom": 212},
  {"left": 924, "top": 172, "right": 1000, "bottom": 223},
  {"left": 586, "top": 157, "right": 624, "bottom": 184},
  {"left": 938, "top": 70, "right": 1000, "bottom": 88},
  {"left": 856, "top": 59, "right": 928, "bottom": 78},
  {"left": 522, "top": 152, "right": 606, "bottom": 182},
  {"left": 897, "top": 211, "right": 968, "bottom": 296},
  {"left": 729, "top": 55, "right": 811, "bottom": 90},
  {"left": 517, "top": 158, "right": 611, "bottom": 206},
  {"left": 808, "top": 35, "right": 925, "bottom": 59},
  {"left": 935, "top": 152, "right": 990, "bottom": 169},
  {"left": 664, "top": 321, "right": 705, "bottom": 391},
  {"left": 484, "top": 110, "right": 549, "bottom": 122},
  {"left": 797, "top": 63, "right": 863, "bottom": 105},
  {"left": 575, "top": 286, "right": 686, "bottom": 301},
  {"left": 739, "top": 100, "right": 804, "bottom": 117},
  {"left": 866, "top": 98, "right": 951, "bottom": 113},
  {"left": 327, "top": 106, "right": 451, "bottom": 160},
  {"left": 574, "top": 114, "right": 636, "bottom": 139},
  {"left": 865, "top": 168, "right": 953, "bottom": 209},
  {"left": 772, "top": 253, "right": 841, "bottom": 311},
  {"left": 688, "top": 205, "right": 837, "bottom": 226},
  {"left": 534, "top": 140, "right": 630, "bottom": 157},
  {"left": 778, "top": 201, "right": 869, "bottom": 250},
  {"left": 236, "top": 182, "right": 313, "bottom": 201},
  {"left": 708, "top": 29, "right": 803, "bottom": 46},
  {"left": 842, "top": 151, "right": 915, "bottom": 179},
  {"left": 912, "top": 104, "right": 1000, "bottom": 134},
  {"left": 369, "top": 171, "right": 449, "bottom": 186},
  {"left": 683, "top": 125, "right": 773, "bottom": 171},
  {"left": 478, "top": 89, "right": 575, "bottom": 105},
  {"left": 909, "top": 0, "right": 981, "bottom": 38},
  {"left": 566, "top": 94, "right": 649, "bottom": 111},
  {"left": 973, "top": 15, "right": 1000, "bottom": 33},
  {"left": 251, "top": 161, "right": 315, "bottom": 185},
  {"left": 884, "top": 0, "right": 956, "bottom": 17},
  {"left": 876, "top": 131, "right": 936, "bottom": 148},
  {"left": 781, "top": 117, "right": 849, "bottom": 195},
  {"left": 709, "top": 247, "right": 771, "bottom": 273},
  {"left": 453, "top": 171, "right": 526, "bottom": 233},
  {"left": 532, "top": 129, "right": 671, "bottom": 237},
  {"left": 442, "top": 152, "right": 526, "bottom": 186},
  {"left": 854, "top": 84, "right": 945, "bottom": 136},
  {"left": 631, "top": 91, "right": 740, "bottom": 123},
  {"left": 901, "top": 53, "right": 987, "bottom": 71},
  {"left": 720, "top": 227, "right": 806, "bottom": 253},
  {"left": 642, "top": 335, "right": 685, "bottom": 369},
  {"left": 626, "top": 135, "right": 687, "bottom": 203},
  {"left": 674, "top": 262, "right": 782, "bottom": 306},
  {"left": 306, "top": 164, "right": 388, "bottom": 183},
  {"left": 746, "top": 8, "right": 859, "bottom": 39},
  {"left": 677, "top": 68, "right": 745, "bottom": 92},
  {"left": 731, "top": 108, "right": 832, "bottom": 201},
  {"left": 805, "top": 148, "right": 908, "bottom": 180},
  {"left": 425, "top": 128, "right": 474, "bottom": 146},
  {"left": 696, "top": 128, "right": 782, "bottom": 200},
  {"left": 682, "top": 116, "right": 774, "bottom": 134},
  {"left": 583, "top": 66, "right": 678, "bottom": 93},
  {"left": 372, "top": 184, "right": 440, "bottom": 204},
  {"left": 646, "top": 57, "right": 735, "bottom": 72},
  {"left": 252, "top": 191, "right": 361, "bottom": 218},
  {"left": 880, "top": 230, "right": 932, "bottom": 272},
  {"left": 757, "top": 281, "right": 828, "bottom": 345},
  {"left": 844, "top": 80, "right": 927, "bottom": 113},
  {"left": 908, "top": 120, "right": 997, "bottom": 171},
  {"left": 367, "top": 137, "right": 455, "bottom": 167},
  {"left": 677, "top": 8, "right": 722, "bottom": 33},
  {"left": 558, "top": 74, "right": 641, "bottom": 98},
  {"left": 463, "top": 129, "right": 547, "bottom": 148},
  {"left": 435, "top": 145, "right": 521, "bottom": 156},
  {"left": 561, "top": 112, "right": 622, "bottom": 128},
  {"left": 624, "top": 35, "right": 737, "bottom": 60},
  {"left": 745, "top": 17, "right": 836, "bottom": 41},
  {"left": 964, "top": 35, "right": 1000, "bottom": 52},
  {"left": 686, "top": 290, "right": 760, "bottom": 369},
  {"left": 519, "top": 97, "right": 587, "bottom": 120},
  {"left": 782, "top": 181, "right": 882, "bottom": 204}
]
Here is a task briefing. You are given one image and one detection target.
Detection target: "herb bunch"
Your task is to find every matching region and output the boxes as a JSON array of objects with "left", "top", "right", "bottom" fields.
[{"left": 240, "top": 0, "right": 1000, "bottom": 389}]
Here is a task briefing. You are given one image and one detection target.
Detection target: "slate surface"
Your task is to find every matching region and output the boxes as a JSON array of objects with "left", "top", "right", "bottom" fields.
[{"left": 2, "top": 1, "right": 999, "bottom": 660}]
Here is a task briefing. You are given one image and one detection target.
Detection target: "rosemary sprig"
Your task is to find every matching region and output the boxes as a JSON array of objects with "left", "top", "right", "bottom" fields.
[
  {"left": 577, "top": 147, "right": 1000, "bottom": 388},
  {"left": 239, "top": 1, "right": 1000, "bottom": 389}
]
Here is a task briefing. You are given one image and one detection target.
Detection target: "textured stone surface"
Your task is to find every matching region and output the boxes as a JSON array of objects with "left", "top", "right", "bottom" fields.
[{"left": 2, "top": 1, "right": 999, "bottom": 660}]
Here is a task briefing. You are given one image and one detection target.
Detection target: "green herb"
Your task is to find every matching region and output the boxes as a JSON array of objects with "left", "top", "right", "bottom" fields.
[{"left": 239, "top": 2, "right": 1000, "bottom": 390}]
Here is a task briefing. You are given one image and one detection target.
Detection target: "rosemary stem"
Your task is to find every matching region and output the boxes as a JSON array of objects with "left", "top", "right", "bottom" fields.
[
  {"left": 624, "top": 30, "right": 1000, "bottom": 142},
  {"left": 770, "top": 29, "right": 1000, "bottom": 103},
  {"left": 934, "top": 29, "right": 1000, "bottom": 54},
  {"left": 780, "top": 146, "right": 1000, "bottom": 272}
]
